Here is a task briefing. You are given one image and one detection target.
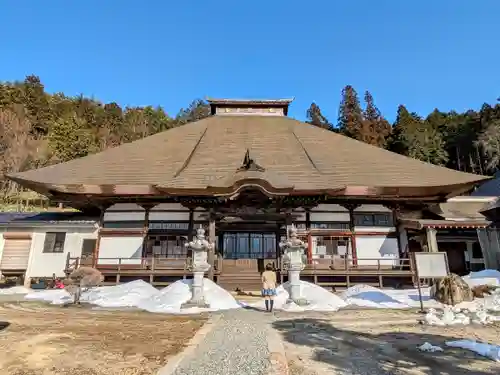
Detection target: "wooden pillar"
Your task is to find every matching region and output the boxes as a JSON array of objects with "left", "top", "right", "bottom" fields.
[
  {"left": 305, "top": 209, "right": 312, "bottom": 264},
  {"left": 343, "top": 203, "right": 361, "bottom": 266},
  {"left": 92, "top": 205, "right": 107, "bottom": 268},
  {"left": 187, "top": 208, "right": 195, "bottom": 241},
  {"left": 141, "top": 204, "right": 155, "bottom": 257},
  {"left": 426, "top": 227, "right": 439, "bottom": 252},
  {"left": 208, "top": 211, "right": 216, "bottom": 280},
  {"left": 285, "top": 211, "right": 293, "bottom": 235}
]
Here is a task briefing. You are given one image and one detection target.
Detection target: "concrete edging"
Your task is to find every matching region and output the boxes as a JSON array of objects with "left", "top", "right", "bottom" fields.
[
  {"left": 157, "top": 313, "right": 222, "bottom": 375},
  {"left": 267, "top": 325, "right": 290, "bottom": 375}
]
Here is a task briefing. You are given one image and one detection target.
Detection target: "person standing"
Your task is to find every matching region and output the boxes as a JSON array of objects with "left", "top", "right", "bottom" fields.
[{"left": 261, "top": 263, "right": 277, "bottom": 312}]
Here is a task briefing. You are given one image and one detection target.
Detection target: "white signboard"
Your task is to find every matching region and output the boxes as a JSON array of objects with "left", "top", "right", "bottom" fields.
[{"left": 414, "top": 252, "right": 449, "bottom": 278}]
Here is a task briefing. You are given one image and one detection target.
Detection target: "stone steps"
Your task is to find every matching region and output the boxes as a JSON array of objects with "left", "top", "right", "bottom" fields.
[{"left": 217, "top": 273, "right": 262, "bottom": 292}]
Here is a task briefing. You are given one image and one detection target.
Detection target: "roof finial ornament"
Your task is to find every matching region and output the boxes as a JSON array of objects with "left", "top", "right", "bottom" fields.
[{"left": 237, "top": 149, "right": 265, "bottom": 172}]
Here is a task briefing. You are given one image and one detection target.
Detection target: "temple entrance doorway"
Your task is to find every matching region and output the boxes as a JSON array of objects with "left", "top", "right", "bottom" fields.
[{"left": 221, "top": 232, "right": 279, "bottom": 273}]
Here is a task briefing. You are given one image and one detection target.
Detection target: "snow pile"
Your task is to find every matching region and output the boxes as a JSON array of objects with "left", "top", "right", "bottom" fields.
[
  {"left": 418, "top": 342, "right": 443, "bottom": 352},
  {"left": 138, "top": 278, "right": 241, "bottom": 313},
  {"left": 341, "top": 285, "right": 412, "bottom": 309},
  {"left": 0, "top": 286, "right": 31, "bottom": 295},
  {"left": 462, "top": 269, "right": 500, "bottom": 287},
  {"left": 252, "top": 280, "right": 347, "bottom": 312},
  {"left": 83, "top": 280, "right": 159, "bottom": 308},
  {"left": 446, "top": 340, "right": 500, "bottom": 361},
  {"left": 24, "top": 278, "right": 241, "bottom": 314},
  {"left": 424, "top": 291, "right": 500, "bottom": 326},
  {"left": 423, "top": 272, "right": 500, "bottom": 326}
]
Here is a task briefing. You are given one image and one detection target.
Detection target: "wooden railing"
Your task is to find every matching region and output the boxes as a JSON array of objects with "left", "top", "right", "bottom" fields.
[
  {"left": 303, "top": 257, "right": 413, "bottom": 272},
  {"left": 65, "top": 254, "right": 226, "bottom": 274},
  {"left": 66, "top": 254, "right": 412, "bottom": 274}
]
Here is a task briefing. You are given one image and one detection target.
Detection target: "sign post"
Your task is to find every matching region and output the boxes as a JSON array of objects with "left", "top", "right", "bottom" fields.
[{"left": 412, "top": 252, "right": 450, "bottom": 313}]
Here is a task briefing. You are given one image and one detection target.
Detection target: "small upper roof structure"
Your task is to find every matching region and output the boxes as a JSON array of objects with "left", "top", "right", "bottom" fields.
[
  {"left": 471, "top": 170, "right": 500, "bottom": 197},
  {"left": 6, "top": 98, "right": 491, "bottom": 203},
  {"left": 206, "top": 97, "right": 294, "bottom": 116}
]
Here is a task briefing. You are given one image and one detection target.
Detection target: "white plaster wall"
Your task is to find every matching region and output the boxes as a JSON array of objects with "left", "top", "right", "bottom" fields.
[
  {"left": 355, "top": 226, "right": 395, "bottom": 233},
  {"left": 108, "top": 203, "right": 144, "bottom": 211},
  {"left": 193, "top": 210, "right": 207, "bottom": 220},
  {"left": 355, "top": 204, "right": 392, "bottom": 212},
  {"left": 152, "top": 203, "right": 186, "bottom": 211},
  {"left": 310, "top": 204, "right": 347, "bottom": 211},
  {"left": 356, "top": 236, "right": 399, "bottom": 266},
  {"left": 98, "top": 236, "right": 144, "bottom": 265},
  {"left": 149, "top": 211, "right": 189, "bottom": 221},
  {"left": 104, "top": 212, "right": 146, "bottom": 221},
  {"left": 26, "top": 228, "right": 98, "bottom": 279},
  {"left": 310, "top": 212, "right": 350, "bottom": 221},
  {"left": 0, "top": 228, "right": 5, "bottom": 275}
]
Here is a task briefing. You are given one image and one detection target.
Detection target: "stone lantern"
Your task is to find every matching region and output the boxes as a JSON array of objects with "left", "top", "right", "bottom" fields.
[
  {"left": 181, "top": 227, "right": 213, "bottom": 309},
  {"left": 280, "top": 225, "right": 309, "bottom": 305}
]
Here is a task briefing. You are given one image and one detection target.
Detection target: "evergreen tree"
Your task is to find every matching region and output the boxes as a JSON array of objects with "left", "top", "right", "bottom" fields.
[
  {"left": 363, "top": 91, "right": 391, "bottom": 147},
  {"left": 389, "top": 105, "right": 448, "bottom": 165},
  {"left": 337, "top": 85, "right": 364, "bottom": 140},
  {"left": 388, "top": 105, "right": 417, "bottom": 154},
  {"left": 176, "top": 99, "right": 210, "bottom": 125},
  {"left": 22, "top": 75, "right": 54, "bottom": 136},
  {"left": 306, "top": 102, "right": 332, "bottom": 130},
  {"left": 48, "top": 113, "right": 96, "bottom": 162}
]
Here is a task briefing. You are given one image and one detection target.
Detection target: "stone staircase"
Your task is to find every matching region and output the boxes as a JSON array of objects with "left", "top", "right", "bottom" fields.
[{"left": 217, "top": 272, "right": 262, "bottom": 292}]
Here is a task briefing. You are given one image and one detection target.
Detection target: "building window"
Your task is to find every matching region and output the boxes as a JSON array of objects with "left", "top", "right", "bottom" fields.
[
  {"left": 103, "top": 221, "right": 143, "bottom": 229},
  {"left": 146, "top": 235, "right": 188, "bottom": 258},
  {"left": 43, "top": 232, "right": 66, "bottom": 253},
  {"left": 312, "top": 235, "right": 351, "bottom": 259},
  {"left": 310, "top": 222, "right": 349, "bottom": 230},
  {"left": 81, "top": 239, "right": 97, "bottom": 258},
  {"left": 148, "top": 222, "right": 190, "bottom": 230},
  {"left": 354, "top": 213, "right": 393, "bottom": 227},
  {"left": 223, "top": 233, "right": 277, "bottom": 259},
  {"left": 280, "top": 222, "right": 307, "bottom": 230}
]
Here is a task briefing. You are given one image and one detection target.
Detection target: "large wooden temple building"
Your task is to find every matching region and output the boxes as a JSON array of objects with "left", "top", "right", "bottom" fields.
[{"left": 2, "top": 98, "right": 495, "bottom": 289}]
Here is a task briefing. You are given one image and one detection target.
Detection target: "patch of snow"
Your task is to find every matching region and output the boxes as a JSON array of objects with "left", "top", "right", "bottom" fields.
[
  {"left": 137, "top": 278, "right": 241, "bottom": 313},
  {"left": 418, "top": 342, "right": 443, "bottom": 352},
  {"left": 462, "top": 269, "right": 500, "bottom": 287},
  {"left": 424, "top": 293, "right": 500, "bottom": 326},
  {"left": 446, "top": 340, "right": 500, "bottom": 361},
  {"left": 341, "top": 285, "right": 411, "bottom": 309},
  {"left": 0, "top": 286, "right": 31, "bottom": 295},
  {"left": 252, "top": 280, "right": 347, "bottom": 312},
  {"left": 25, "top": 288, "right": 72, "bottom": 305},
  {"left": 82, "top": 280, "right": 159, "bottom": 308}
]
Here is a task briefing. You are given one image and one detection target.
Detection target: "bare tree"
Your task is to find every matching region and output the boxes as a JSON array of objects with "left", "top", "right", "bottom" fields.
[
  {"left": 476, "top": 119, "right": 500, "bottom": 172},
  {"left": 0, "top": 106, "right": 42, "bottom": 199}
]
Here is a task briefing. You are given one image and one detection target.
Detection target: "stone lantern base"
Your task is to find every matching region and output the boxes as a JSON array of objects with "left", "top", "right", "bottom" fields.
[
  {"left": 181, "top": 270, "right": 210, "bottom": 309},
  {"left": 287, "top": 267, "right": 310, "bottom": 306}
]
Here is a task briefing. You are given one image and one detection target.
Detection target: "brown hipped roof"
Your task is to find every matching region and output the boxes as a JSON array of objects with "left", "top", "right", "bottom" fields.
[{"left": 7, "top": 115, "right": 490, "bottom": 199}]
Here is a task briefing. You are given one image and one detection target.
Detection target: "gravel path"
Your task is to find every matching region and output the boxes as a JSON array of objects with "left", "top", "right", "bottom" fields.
[{"left": 172, "top": 309, "right": 273, "bottom": 375}]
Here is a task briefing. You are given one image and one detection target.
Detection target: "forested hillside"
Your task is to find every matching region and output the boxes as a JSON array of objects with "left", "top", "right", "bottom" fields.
[{"left": 1, "top": 76, "right": 499, "bottom": 210}]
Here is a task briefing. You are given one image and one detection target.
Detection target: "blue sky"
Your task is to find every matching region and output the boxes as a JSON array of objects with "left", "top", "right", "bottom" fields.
[{"left": 1, "top": 1, "right": 498, "bottom": 122}]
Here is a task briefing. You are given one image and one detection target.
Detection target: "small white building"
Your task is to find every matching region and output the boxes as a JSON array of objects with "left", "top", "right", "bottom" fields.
[{"left": 0, "top": 212, "right": 97, "bottom": 284}]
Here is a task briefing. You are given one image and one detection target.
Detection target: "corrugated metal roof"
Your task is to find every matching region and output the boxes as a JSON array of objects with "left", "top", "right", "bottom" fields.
[{"left": 0, "top": 212, "right": 97, "bottom": 226}]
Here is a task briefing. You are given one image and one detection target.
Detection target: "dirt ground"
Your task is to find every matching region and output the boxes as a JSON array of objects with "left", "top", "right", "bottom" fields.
[
  {"left": 272, "top": 309, "right": 500, "bottom": 375},
  {"left": 0, "top": 300, "right": 207, "bottom": 375}
]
